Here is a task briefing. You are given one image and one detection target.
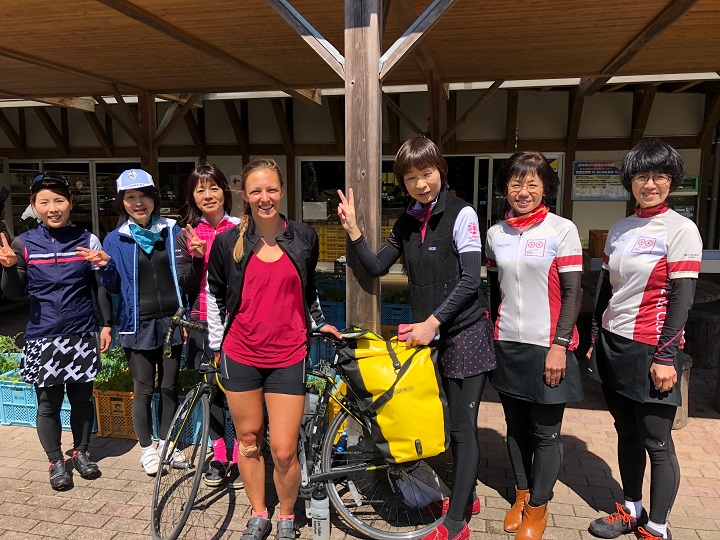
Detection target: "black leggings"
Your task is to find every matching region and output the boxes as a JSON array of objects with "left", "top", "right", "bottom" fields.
[
  {"left": 602, "top": 386, "right": 679, "bottom": 524},
  {"left": 442, "top": 373, "right": 488, "bottom": 522},
  {"left": 35, "top": 382, "right": 95, "bottom": 462},
  {"left": 125, "top": 346, "right": 182, "bottom": 447},
  {"left": 499, "top": 393, "right": 566, "bottom": 507}
]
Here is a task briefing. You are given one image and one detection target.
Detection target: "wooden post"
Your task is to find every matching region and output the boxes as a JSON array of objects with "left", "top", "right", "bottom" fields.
[
  {"left": 345, "top": 0, "right": 382, "bottom": 332},
  {"left": 137, "top": 92, "right": 159, "bottom": 182}
]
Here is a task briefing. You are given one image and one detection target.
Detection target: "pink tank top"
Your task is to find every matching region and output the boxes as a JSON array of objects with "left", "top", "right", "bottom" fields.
[{"left": 222, "top": 252, "right": 307, "bottom": 368}]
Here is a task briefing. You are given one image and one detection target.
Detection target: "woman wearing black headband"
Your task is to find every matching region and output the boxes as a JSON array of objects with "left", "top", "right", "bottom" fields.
[{"left": 0, "top": 173, "right": 113, "bottom": 490}]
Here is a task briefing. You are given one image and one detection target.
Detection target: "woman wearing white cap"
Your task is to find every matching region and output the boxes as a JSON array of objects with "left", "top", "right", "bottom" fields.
[{"left": 99, "top": 169, "right": 186, "bottom": 475}]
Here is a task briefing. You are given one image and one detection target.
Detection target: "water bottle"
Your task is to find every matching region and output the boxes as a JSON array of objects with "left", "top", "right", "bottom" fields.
[{"left": 311, "top": 487, "right": 331, "bottom": 540}]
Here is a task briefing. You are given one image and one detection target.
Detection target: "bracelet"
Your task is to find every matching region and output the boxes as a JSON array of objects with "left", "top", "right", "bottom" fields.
[{"left": 315, "top": 322, "right": 327, "bottom": 331}]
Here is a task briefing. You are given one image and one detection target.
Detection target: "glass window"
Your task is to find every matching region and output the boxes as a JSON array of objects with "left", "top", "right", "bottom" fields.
[
  {"left": 8, "top": 162, "right": 40, "bottom": 234},
  {"left": 159, "top": 161, "right": 196, "bottom": 220}
]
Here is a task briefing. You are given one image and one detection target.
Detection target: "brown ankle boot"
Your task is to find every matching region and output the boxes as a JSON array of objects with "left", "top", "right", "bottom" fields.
[
  {"left": 504, "top": 487, "right": 530, "bottom": 532},
  {"left": 515, "top": 494, "right": 548, "bottom": 540}
]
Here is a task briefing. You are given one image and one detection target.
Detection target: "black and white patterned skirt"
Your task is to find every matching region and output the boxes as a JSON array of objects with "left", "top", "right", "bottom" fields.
[{"left": 20, "top": 332, "right": 102, "bottom": 387}]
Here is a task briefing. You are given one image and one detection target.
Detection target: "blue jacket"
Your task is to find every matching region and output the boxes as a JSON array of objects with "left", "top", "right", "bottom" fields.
[
  {"left": 14, "top": 224, "right": 100, "bottom": 339},
  {"left": 99, "top": 217, "right": 184, "bottom": 335}
]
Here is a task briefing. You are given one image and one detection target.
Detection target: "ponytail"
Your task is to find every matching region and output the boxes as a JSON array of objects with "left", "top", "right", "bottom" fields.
[{"left": 232, "top": 208, "right": 251, "bottom": 262}]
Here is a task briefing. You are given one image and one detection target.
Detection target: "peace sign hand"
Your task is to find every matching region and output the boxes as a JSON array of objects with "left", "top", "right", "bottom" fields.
[
  {"left": 184, "top": 225, "right": 207, "bottom": 258},
  {"left": 76, "top": 246, "right": 111, "bottom": 267},
  {"left": 337, "top": 188, "right": 361, "bottom": 241},
  {"left": 0, "top": 233, "right": 16, "bottom": 268}
]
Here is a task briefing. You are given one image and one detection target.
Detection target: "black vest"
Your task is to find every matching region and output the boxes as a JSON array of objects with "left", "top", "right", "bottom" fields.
[{"left": 396, "top": 190, "right": 484, "bottom": 336}]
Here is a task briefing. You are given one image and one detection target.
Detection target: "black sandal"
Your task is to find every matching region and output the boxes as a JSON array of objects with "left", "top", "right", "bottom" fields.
[{"left": 241, "top": 515, "right": 272, "bottom": 540}]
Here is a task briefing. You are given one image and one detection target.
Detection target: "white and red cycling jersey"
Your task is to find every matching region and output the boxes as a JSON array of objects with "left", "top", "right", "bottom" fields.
[
  {"left": 601, "top": 206, "right": 702, "bottom": 346},
  {"left": 486, "top": 213, "right": 583, "bottom": 349}
]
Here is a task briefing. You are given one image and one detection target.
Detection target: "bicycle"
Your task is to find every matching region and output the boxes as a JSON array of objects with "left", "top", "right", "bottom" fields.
[{"left": 151, "top": 309, "right": 446, "bottom": 540}]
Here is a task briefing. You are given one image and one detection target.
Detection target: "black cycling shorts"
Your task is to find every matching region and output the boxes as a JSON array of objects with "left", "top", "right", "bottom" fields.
[{"left": 220, "top": 353, "right": 306, "bottom": 396}]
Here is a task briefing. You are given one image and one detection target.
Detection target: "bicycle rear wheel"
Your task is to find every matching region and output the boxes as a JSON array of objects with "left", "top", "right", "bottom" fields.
[
  {"left": 151, "top": 387, "right": 210, "bottom": 540},
  {"left": 320, "top": 408, "right": 444, "bottom": 540}
]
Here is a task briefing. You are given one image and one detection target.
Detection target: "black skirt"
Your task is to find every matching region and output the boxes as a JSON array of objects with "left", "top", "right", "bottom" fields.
[
  {"left": 491, "top": 340, "right": 584, "bottom": 404},
  {"left": 118, "top": 316, "right": 183, "bottom": 351},
  {"left": 589, "top": 328, "right": 682, "bottom": 406},
  {"left": 438, "top": 315, "right": 496, "bottom": 378}
]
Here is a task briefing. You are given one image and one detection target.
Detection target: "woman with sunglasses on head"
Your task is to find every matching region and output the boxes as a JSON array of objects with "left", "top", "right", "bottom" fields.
[
  {"left": 175, "top": 163, "right": 242, "bottom": 489},
  {"left": 338, "top": 135, "right": 496, "bottom": 540},
  {"left": 587, "top": 139, "right": 702, "bottom": 540},
  {"left": 485, "top": 152, "right": 584, "bottom": 540},
  {"left": 0, "top": 173, "right": 113, "bottom": 490},
  {"left": 98, "top": 169, "right": 186, "bottom": 476},
  {"left": 206, "top": 158, "right": 340, "bottom": 540}
]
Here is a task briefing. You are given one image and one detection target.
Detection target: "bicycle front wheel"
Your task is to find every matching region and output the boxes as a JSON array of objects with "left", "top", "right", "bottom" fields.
[
  {"left": 320, "top": 408, "right": 444, "bottom": 540},
  {"left": 151, "top": 387, "right": 210, "bottom": 540}
]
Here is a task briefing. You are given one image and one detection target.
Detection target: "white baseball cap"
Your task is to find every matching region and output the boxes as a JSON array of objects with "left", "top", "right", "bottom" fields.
[{"left": 117, "top": 169, "right": 154, "bottom": 192}]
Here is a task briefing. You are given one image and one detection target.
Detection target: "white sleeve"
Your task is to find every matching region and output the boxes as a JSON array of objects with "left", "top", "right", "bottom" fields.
[
  {"left": 555, "top": 220, "right": 583, "bottom": 273},
  {"left": 667, "top": 220, "right": 703, "bottom": 279},
  {"left": 485, "top": 226, "right": 498, "bottom": 272},
  {"left": 453, "top": 206, "right": 483, "bottom": 254},
  {"left": 206, "top": 289, "right": 225, "bottom": 351},
  {"left": 89, "top": 234, "right": 102, "bottom": 271}
]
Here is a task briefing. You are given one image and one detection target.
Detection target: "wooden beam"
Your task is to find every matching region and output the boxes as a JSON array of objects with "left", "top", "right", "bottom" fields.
[
  {"left": 34, "top": 108, "right": 69, "bottom": 156},
  {"left": 580, "top": 0, "right": 699, "bottom": 96},
  {"left": 60, "top": 108, "right": 69, "bottom": 152},
  {"left": 346, "top": 0, "right": 382, "bottom": 332},
  {"left": 387, "top": 93, "right": 401, "bottom": 151},
  {"left": 93, "top": 94, "right": 140, "bottom": 146},
  {"left": 441, "top": 80, "right": 503, "bottom": 144},
  {"left": 272, "top": 98, "right": 295, "bottom": 155},
  {"left": 156, "top": 102, "right": 181, "bottom": 137},
  {"left": 83, "top": 111, "right": 114, "bottom": 157},
  {"left": 327, "top": 96, "right": 345, "bottom": 153},
  {"left": 104, "top": 110, "right": 114, "bottom": 148},
  {"left": 0, "top": 46, "right": 143, "bottom": 91},
  {"left": 382, "top": 0, "right": 393, "bottom": 40},
  {"left": 223, "top": 100, "right": 249, "bottom": 162},
  {"left": 445, "top": 90, "right": 457, "bottom": 152},
  {"left": 267, "top": 0, "right": 345, "bottom": 80},
  {"left": 505, "top": 89, "right": 519, "bottom": 152},
  {"left": 35, "top": 97, "right": 95, "bottom": 112},
  {"left": 184, "top": 111, "right": 206, "bottom": 161},
  {"left": 563, "top": 88, "right": 585, "bottom": 219},
  {"left": 379, "top": 0, "right": 457, "bottom": 80},
  {"left": 111, "top": 86, "right": 144, "bottom": 144},
  {"left": 382, "top": 92, "right": 424, "bottom": 135},
  {"left": 155, "top": 93, "right": 202, "bottom": 147},
  {"left": 137, "top": 92, "right": 158, "bottom": 180},
  {"left": 631, "top": 85, "right": 657, "bottom": 144},
  {"left": 698, "top": 92, "right": 720, "bottom": 148},
  {"left": 604, "top": 83, "right": 627, "bottom": 93},
  {"left": 157, "top": 93, "right": 203, "bottom": 107},
  {"left": 697, "top": 144, "right": 712, "bottom": 240},
  {"left": 18, "top": 109, "right": 27, "bottom": 149},
  {"left": 388, "top": 0, "right": 442, "bottom": 75},
  {"left": 97, "top": 0, "right": 322, "bottom": 106},
  {"left": 428, "top": 73, "right": 443, "bottom": 143},
  {"left": 668, "top": 81, "right": 702, "bottom": 94},
  {"left": 0, "top": 109, "right": 27, "bottom": 152}
]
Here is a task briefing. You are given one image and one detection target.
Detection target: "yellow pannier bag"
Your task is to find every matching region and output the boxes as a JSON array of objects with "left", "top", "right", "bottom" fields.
[{"left": 336, "top": 330, "right": 449, "bottom": 464}]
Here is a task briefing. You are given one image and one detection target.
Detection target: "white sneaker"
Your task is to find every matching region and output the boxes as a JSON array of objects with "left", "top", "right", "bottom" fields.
[{"left": 140, "top": 447, "right": 160, "bottom": 476}]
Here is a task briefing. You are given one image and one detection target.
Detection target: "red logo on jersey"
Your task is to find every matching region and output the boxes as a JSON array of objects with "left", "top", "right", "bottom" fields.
[
  {"left": 631, "top": 236, "right": 656, "bottom": 254},
  {"left": 524, "top": 239, "right": 546, "bottom": 257},
  {"left": 467, "top": 222, "right": 480, "bottom": 241}
]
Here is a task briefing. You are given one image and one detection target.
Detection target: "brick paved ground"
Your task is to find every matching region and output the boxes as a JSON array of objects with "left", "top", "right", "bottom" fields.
[{"left": 0, "top": 367, "right": 718, "bottom": 539}]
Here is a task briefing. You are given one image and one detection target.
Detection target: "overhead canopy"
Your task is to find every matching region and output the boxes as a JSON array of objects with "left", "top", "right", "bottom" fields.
[{"left": 0, "top": 0, "right": 718, "bottom": 100}]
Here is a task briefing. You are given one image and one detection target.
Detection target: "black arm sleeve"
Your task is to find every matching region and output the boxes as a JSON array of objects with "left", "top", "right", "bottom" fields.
[
  {"left": 653, "top": 277, "right": 696, "bottom": 365},
  {"left": 350, "top": 228, "right": 402, "bottom": 277},
  {"left": 1, "top": 237, "right": 27, "bottom": 300},
  {"left": 94, "top": 273, "right": 113, "bottom": 327},
  {"left": 590, "top": 269, "right": 612, "bottom": 346},
  {"left": 488, "top": 271, "right": 500, "bottom": 322},
  {"left": 175, "top": 229, "right": 204, "bottom": 295},
  {"left": 433, "top": 250, "right": 485, "bottom": 324},
  {"left": 553, "top": 271, "right": 582, "bottom": 346}
]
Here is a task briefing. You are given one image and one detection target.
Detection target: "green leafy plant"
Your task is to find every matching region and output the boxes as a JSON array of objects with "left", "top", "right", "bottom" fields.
[
  {"left": 0, "top": 334, "right": 22, "bottom": 376},
  {"left": 95, "top": 347, "right": 133, "bottom": 391}
]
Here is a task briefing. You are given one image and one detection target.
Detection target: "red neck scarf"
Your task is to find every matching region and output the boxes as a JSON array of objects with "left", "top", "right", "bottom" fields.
[
  {"left": 635, "top": 203, "right": 669, "bottom": 218},
  {"left": 407, "top": 200, "right": 435, "bottom": 241},
  {"left": 505, "top": 204, "right": 549, "bottom": 233}
]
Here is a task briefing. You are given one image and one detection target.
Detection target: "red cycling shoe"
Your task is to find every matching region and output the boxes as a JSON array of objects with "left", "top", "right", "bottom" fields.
[
  {"left": 422, "top": 496, "right": 481, "bottom": 518},
  {"left": 421, "top": 523, "right": 470, "bottom": 540}
]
